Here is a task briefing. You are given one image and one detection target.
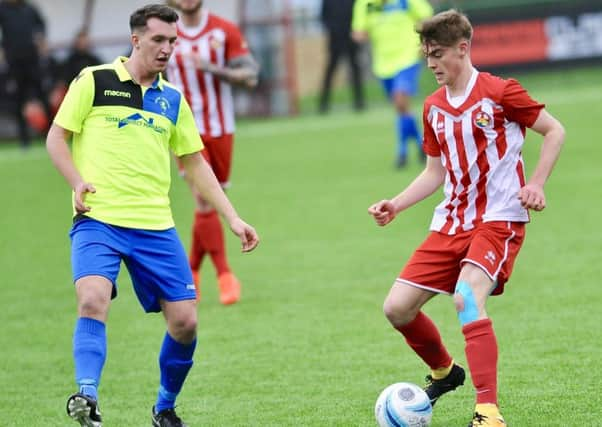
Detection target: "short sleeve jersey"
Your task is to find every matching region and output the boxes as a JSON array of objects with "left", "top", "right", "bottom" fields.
[
  {"left": 352, "top": 0, "right": 433, "bottom": 78},
  {"left": 422, "top": 70, "right": 545, "bottom": 235},
  {"left": 54, "top": 57, "right": 203, "bottom": 230},
  {"left": 166, "top": 11, "right": 249, "bottom": 137}
]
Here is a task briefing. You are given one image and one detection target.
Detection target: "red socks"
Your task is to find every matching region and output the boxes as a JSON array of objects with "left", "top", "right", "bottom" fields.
[
  {"left": 396, "top": 311, "right": 453, "bottom": 371},
  {"left": 190, "top": 210, "right": 230, "bottom": 276},
  {"left": 189, "top": 212, "right": 206, "bottom": 272},
  {"left": 463, "top": 318, "right": 498, "bottom": 405},
  {"left": 397, "top": 312, "right": 498, "bottom": 405}
]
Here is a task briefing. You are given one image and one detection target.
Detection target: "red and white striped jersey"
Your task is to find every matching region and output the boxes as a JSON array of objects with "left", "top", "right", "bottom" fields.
[
  {"left": 423, "top": 69, "right": 545, "bottom": 235},
  {"left": 166, "top": 11, "right": 249, "bottom": 137}
]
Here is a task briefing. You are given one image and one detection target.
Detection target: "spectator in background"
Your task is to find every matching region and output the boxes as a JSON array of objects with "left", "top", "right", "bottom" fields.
[
  {"left": 37, "top": 36, "right": 62, "bottom": 114},
  {"left": 60, "top": 29, "right": 103, "bottom": 85},
  {"left": 49, "top": 29, "right": 103, "bottom": 116},
  {"left": 318, "top": 0, "right": 365, "bottom": 114},
  {"left": 352, "top": 0, "right": 433, "bottom": 168},
  {"left": 166, "top": 0, "right": 260, "bottom": 305},
  {"left": 0, "top": 0, "right": 52, "bottom": 147}
]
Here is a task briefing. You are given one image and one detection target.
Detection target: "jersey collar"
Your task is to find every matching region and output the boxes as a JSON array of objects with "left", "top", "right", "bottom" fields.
[
  {"left": 445, "top": 67, "right": 478, "bottom": 109},
  {"left": 176, "top": 10, "right": 209, "bottom": 40},
  {"left": 113, "top": 56, "right": 165, "bottom": 90}
]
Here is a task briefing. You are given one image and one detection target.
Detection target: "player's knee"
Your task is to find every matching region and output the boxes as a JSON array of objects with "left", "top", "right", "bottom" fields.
[
  {"left": 180, "top": 316, "right": 198, "bottom": 336},
  {"left": 78, "top": 298, "right": 109, "bottom": 319},
  {"left": 169, "top": 313, "right": 198, "bottom": 342},
  {"left": 77, "top": 290, "right": 110, "bottom": 319},
  {"left": 383, "top": 298, "right": 416, "bottom": 328},
  {"left": 394, "top": 102, "right": 410, "bottom": 115},
  {"left": 75, "top": 277, "right": 112, "bottom": 318},
  {"left": 392, "top": 95, "right": 410, "bottom": 113},
  {"left": 197, "top": 200, "right": 213, "bottom": 213},
  {"left": 382, "top": 298, "right": 395, "bottom": 321},
  {"left": 454, "top": 281, "right": 479, "bottom": 326}
]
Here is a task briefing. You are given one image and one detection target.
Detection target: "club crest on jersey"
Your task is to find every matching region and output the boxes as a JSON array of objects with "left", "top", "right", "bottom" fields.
[
  {"left": 474, "top": 111, "right": 493, "bottom": 129},
  {"left": 155, "top": 96, "right": 171, "bottom": 116},
  {"left": 436, "top": 121, "right": 445, "bottom": 133}
]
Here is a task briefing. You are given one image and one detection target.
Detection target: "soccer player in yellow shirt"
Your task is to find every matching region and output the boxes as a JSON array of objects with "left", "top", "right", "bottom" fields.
[
  {"left": 352, "top": 0, "right": 433, "bottom": 168},
  {"left": 46, "top": 4, "right": 259, "bottom": 427}
]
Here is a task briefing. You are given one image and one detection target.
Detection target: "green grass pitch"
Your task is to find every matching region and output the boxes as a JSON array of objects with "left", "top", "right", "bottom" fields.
[{"left": 0, "top": 65, "right": 601, "bottom": 426}]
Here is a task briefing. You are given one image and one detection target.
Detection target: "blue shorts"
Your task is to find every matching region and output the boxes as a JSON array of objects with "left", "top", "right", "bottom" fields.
[
  {"left": 69, "top": 217, "right": 195, "bottom": 313},
  {"left": 381, "top": 62, "right": 422, "bottom": 98}
]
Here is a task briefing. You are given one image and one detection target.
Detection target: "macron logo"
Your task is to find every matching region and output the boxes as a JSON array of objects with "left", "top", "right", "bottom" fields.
[{"left": 104, "top": 89, "right": 131, "bottom": 98}]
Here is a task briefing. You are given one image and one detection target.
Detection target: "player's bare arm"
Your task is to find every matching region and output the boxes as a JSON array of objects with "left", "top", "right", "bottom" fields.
[
  {"left": 518, "top": 109, "right": 565, "bottom": 211},
  {"left": 369, "top": 156, "right": 445, "bottom": 226},
  {"left": 179, "top": 152, "right": 259, "bottom": 252},
  {"left": 46, "top": 123, "right": 96, "bottom": 213},
  {"left": 351, "top": 30, "right": 368, "bottom": 43},
  {"left": 192, "top": 53, "right": 259, "bottom": 88}
]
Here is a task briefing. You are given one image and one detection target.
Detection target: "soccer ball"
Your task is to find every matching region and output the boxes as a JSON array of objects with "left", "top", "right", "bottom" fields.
[{"left": 375, "top": 382, "right": 432, "bottom": 427}]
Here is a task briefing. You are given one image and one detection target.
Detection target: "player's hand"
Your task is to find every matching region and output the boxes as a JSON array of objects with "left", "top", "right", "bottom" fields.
[
  {"left": 518, "top": 183, "right": 546, "bottom": 211},
  {"left": 73, "top": 182, "right": 96, "bottom": 213},
  {"left": 229, "top": 217, "right": 259, "bottom": 252},
  {"left": 368, "top": 200, "right": 397, "bottom": 226},
  {"left": 187, "top": 53, "right": 210, "bottom": 72}
]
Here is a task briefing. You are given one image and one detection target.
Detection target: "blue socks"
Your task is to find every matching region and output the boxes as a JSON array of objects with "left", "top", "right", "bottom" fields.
[
  {"left": 396, "top": 114, "right": 422, "bottom": 158},
  {"left": 73, "top": 317, "right": 107, "bottom": 401},
  {"left": 73, "top": 319, "right": 196, "bottom": 411},
  {"left": 155, "top": 333, "right": 196, "bottom": 413}
]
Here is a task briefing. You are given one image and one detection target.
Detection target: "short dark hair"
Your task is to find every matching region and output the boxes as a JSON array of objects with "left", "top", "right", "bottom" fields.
[
  {"left": 416, "top": 9, "right": 473, "bottom": 47},
  {"left": 129, "top": 4, "right": 179, "bottom": 32}
]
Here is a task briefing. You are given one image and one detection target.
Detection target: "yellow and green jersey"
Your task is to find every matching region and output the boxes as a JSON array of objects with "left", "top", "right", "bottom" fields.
[
  {"left": 352, "top": 0, "right": 433, "bottom": 78},
  {"left": 54, "top": 57, "right": 203, "bottom": 230}
]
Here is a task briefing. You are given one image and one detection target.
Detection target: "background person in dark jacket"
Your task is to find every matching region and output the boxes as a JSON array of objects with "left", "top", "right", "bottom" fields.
[
  {"left": 60, "top": 29, "right": 102, "bottom": 84},
  {"left": 318, "top": 0, "right": 365, "bottom": 114},
  {"left": 0, "top": 0, "right": 52, "bottom": 147},
  {"left": 47, "top": 29, "right": 103, "bottom": 115}
]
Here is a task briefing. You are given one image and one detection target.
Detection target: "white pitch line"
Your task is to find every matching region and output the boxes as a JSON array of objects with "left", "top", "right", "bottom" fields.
[
  {"left": 0, "top": 145, "right": 48, "bottom": 163},
  {"left": 238, "top": 85, "right": 602, "bottom": 138},
  {"left": 0, "top": 84, "right": 599, "bottom": 161}
]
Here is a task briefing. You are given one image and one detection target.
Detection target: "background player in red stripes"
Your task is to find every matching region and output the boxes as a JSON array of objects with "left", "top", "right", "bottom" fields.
[
  {"left": 167, "top": 0, "right": 259, "bottom": 305},
  {"left": 368, "top": 9, "right": 565, "bottom": 427}
]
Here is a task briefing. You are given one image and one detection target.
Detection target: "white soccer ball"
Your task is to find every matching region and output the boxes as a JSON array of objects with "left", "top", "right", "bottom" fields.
[{"left": 375, "top": 382, "right": 432, "bottom": 427}]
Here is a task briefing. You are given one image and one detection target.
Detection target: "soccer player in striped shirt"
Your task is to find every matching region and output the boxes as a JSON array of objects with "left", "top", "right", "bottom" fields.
[
  {"left": 368, "top": 9, "right": 565, "bottom": 427},
  {"left": 166, "top": 0, "right": 259, "bottom": 305}
]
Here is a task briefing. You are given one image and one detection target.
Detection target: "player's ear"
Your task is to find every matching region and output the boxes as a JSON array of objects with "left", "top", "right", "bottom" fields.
[
  {"left": 131, "top": 33, "right": 140, "bottom": 50},
  {"left": 457, "top": 40, "right": 469, "bottom": 57}
]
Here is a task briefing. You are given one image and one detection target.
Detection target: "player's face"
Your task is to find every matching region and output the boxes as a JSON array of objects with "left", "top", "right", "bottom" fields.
[
  {"left": 423, "top": 40, "right": 468, "bottom": 86},
  {"left": 134, "top": 17, "right": 178, "bottom": 74},
  {"left": 176, "top": 0, "right": 202, "bottom": 14}
]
